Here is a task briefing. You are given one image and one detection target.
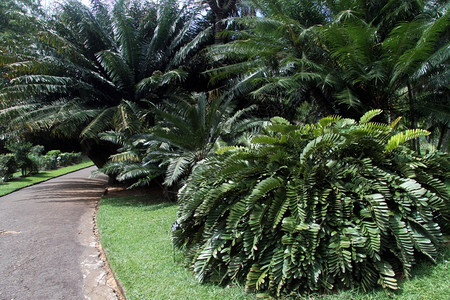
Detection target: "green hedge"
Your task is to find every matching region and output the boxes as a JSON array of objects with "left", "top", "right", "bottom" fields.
[
  {"left": 1, "top": 144, "right": 84, "bottom": 176},
  {"left": 40, "top": 151, "right": 82, "bottom": 170}
]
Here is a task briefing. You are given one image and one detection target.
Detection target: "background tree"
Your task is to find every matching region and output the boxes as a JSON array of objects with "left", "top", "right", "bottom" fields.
[
  {"left": 206, "top": 0, "right": 340, "bottom": 119},
  {"left": 0, "top": 0, "right": 44, "bottom": 153},
  {"left": 205, "top": 0, "right": 449, "bottom": 153},
  {"left": 0, "top": 0, "right": 213, "bottom": 168},
  {"left": 204, "top": 0, "right": 238, "bottom": 43},
  {"left": 0, "top": 0, "right": 43, "bottom": 42}
]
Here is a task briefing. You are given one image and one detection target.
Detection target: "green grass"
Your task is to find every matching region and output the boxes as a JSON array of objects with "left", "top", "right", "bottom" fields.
[
  {"left": 0, "top": 158, "right": 94, "bottom": 196},
  {"left": 97, "top": 195, "right": 450, "bottom": 300},
  {"left": 307, "top": 247, "right": 450, "bottom": 300},
  {"left": 97, "top": 195, "right": 255, "bottom": 300}
]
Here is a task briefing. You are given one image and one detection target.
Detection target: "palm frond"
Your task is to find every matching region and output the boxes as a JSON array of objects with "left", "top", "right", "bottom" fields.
[
  {"left": 360, "top": 109, "right": 383, "bottom": 124},
  {"left": 164, "top": 152, "right": 196, "bottom": 186},
  {"left": 96, "top": 50, "right": 134, "bottom": 90},
  {"left": 385, "top": 129, "right": 430, "bottom": 151},
  {"left": 170, "top": 26, "right": 213, "bottom": 68},
  {"left": 80, "top": 106, "right": 116, "bottom": 140},
  {"left": 112, "top": 1, "right": 139, "bottom": 68}
]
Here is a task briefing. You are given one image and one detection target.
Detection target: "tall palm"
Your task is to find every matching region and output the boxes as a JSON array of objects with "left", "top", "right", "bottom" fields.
[
  {"left": 206, "top": 0, "right": 336, "bottom": 118},
  {"left": 204, "top": 0, "right": 238, "bottom": 43},
  {"left": 321, "top": 1, "right": 449, "bottom": 149},
  {"left": 0, "top": 0, "right": 212, "bottom": 167},
  {"left": 390, "top": 2, "right": 449, "bottom": 152},
  {"left": 207, "top": 0, "right": 449, "bottom": 150}
]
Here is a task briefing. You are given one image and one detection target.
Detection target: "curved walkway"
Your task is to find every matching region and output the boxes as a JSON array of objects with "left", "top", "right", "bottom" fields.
[{"left": 0, "top": 166, "right": 117, "bottom": 300}]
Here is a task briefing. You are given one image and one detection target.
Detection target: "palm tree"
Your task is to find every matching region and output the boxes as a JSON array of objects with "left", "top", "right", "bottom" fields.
[
  {"left": 206, "top": 0, "right": 449, "bottom": 151},
  {"left": 0, "top": 0, "right": 213, "bottom": 167},
  {"left": 321, "top": 1, "right": 449, "bottom": 149},
  {"left": 206, "top": 0, "right": 336, "bottom": 119},
  {"left": 204, "top": 0, "right": 238, "bottom": 43},
  {"left": 99, "top": 92, "right": 262, "bottom": 199}
]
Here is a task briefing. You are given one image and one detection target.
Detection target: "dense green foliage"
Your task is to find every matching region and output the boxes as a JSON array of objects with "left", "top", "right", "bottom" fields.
[
  {"left": 0, "top": 0, "right": 213, "bottom": 167},
  {"left": 99, "top": 93, "right": 261, "bottom": 195},
  {"left": 208, "top": 0, "right": 449, "bottom": 149},
  {"left": 0, "top": 154, "right": 17, "bottom": 181},
  {"left": 1, "top": 0, "right": 448, "bottom": 172},
  {"left": 173, "top": 110, "right": 449, "bottom": 296},
  {"left": 0, "top": 0, "right": 43, "bottom": 56}
]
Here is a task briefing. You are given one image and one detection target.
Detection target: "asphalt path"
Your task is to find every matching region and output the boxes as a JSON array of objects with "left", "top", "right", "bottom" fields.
[{"left": 0, "top": 166, "right": 116, "bottom": 300}]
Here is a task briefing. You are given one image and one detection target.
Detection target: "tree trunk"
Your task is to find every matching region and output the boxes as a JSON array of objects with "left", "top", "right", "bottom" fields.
[
  {"left": 311, "top": 87, "right": 334, "bottom": 116},
  {"left": 81, "top": 139, "right": 118, "bottom": 178},
  {"left": 407, "top": 81, "right": 420, "bottom": 154},
  {"left": 154, "top": 176, "right": 179, "bottom": 202},
  {"left": 207, "top": 0, "right": 237, "bottom": 44},
  {"left": 438, "top": 125, "right": 449, "bottom": 152},
  {"left": 214, "top": 13, "right": 227, "bottom": 44}
]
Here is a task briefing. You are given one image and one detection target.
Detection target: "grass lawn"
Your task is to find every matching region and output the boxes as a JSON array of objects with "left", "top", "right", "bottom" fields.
[
  {"left": 0, "top": 158, "right": 94, "bottom": 197},
  {"left": 97, "top": 194, "right": 254, "bottom": 300},
  {"left": 97, "top": 195, "right": 449, "bottom": 300}
]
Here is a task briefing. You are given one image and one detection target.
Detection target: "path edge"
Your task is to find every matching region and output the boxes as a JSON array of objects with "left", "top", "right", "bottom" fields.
[{"left": 93, "top": 194, "right": 127, "bottom": 300}]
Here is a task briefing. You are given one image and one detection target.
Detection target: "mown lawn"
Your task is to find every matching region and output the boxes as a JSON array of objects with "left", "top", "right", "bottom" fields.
[
  {"left": 0, "top": 158, "right": 94, "bottom": 197},
  {"left": 97, "top": 194, "right": 254, "bottom": 300},
  {"left": 97, "top": 195, "right": 449, "bottom": 300}
]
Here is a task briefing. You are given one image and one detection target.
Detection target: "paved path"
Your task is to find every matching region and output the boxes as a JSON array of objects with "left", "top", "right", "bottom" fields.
[{"left": 0, "top": 167, "right": 117, "bottom": 300}]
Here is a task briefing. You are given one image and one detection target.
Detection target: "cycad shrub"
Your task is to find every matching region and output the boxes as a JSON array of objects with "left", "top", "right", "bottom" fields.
[
  {"left": 99, "top": 93, "right": 262, "bottom": 193},
  {"left": 173, "top": 110, "right": 449, "bottom": 297}
]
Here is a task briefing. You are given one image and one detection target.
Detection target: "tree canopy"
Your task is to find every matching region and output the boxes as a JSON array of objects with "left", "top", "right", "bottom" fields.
[{"left": 1, "top": 0, "right": 213, "bottom": 166}]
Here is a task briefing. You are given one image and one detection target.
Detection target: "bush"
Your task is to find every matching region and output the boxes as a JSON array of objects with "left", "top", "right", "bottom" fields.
[
  {"left": 39, "top": 151, "right": 82, "bottom": 169},
  {"left": 43, "top": 150, "right": 62, "bottom": 169},
  {"left": 73, "top": 152, "right": 82, "bottom": 164},
  {"left": 58, "top": 152, "right": 82, "bottom": 166},
  {"left": 30, "top": 145, "right": 45, "bottom": 156},
  {"left": 173, "top": 110, "right": 449, "bottom": 297},
  {"left": 46, "top": 150, "right": 61, "bottom": 157},
  {"left": 0, "top": 154, "right": 17, "bottom": 181},
  {"left": 58, "top": 153, "right": 70, "bottom": 166},
  {"left": 6, "top": 141, "right": 36, "bottom": 176},
  {"left": 40, "top": 154, "right": 58, "bottom": 170},
  {"left": 29, "top": 145, "right": 45, "bottom": 172}
]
